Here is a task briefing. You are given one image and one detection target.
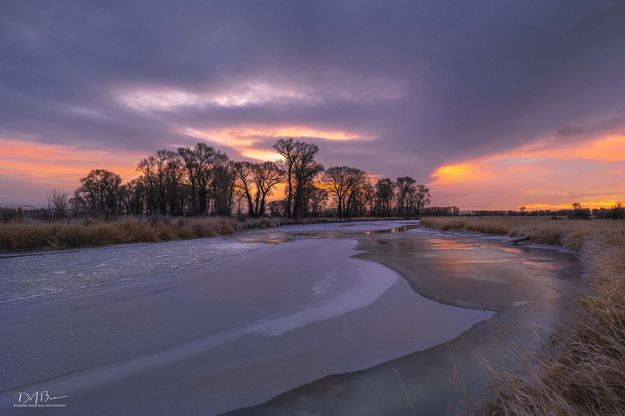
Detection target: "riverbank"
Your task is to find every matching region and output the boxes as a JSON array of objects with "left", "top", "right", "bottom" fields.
[
  {"left": 419, "top": 217, "right": 625, "bottom": 415},
  {"left": 0, "top": 216, "right": 404, "bottom": 251}
]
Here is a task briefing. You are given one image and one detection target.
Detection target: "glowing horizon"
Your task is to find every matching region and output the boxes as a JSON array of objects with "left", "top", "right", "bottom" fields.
[
  {"left": 2, "top": 133, "right": 623, "bottom": 210},
  {"left": 430, "top": 134, "right": 625, "bottom": 210}
]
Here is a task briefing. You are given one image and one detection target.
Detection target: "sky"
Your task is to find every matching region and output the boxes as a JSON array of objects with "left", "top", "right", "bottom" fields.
[{"left": 1, "top": 0, "right": 624, "bottom": 210}]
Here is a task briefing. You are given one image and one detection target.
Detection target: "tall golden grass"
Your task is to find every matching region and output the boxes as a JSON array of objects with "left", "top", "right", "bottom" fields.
[
  {"left": 0, "top": 216, "right": 341, "bottom": 251},
  {"left": 420, "top": 217, "right": 625, "bottom": 415}
]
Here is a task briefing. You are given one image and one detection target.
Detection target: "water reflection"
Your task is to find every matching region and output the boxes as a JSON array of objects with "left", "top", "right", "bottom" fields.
[{"left": 364, "top": 224, "right": 421, "bottom": 234}]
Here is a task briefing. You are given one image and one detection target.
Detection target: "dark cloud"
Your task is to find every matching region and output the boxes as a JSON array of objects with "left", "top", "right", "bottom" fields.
[{"left": 2, "top": 0, "right": 625, "bottom": 182}]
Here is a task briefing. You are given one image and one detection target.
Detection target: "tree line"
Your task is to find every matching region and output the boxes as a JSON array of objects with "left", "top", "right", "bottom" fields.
[{"left": 43, "top": 138, "right": 431, "bottom": 220}]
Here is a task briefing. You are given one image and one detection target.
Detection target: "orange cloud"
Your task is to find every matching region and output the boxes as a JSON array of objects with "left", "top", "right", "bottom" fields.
[
  {"left": 432, "top": 163, "right": 482, "bottom": 184},
  {"left": 181, "top": 125, "right": 365, "bottom": 161},
  {"left": 0, "top": 138, "right": 141, "bottom": 188},
  {"left": 498, "top": 135, "right": 625, "bottom": 163},
  {"left": 431, "top": 134, "right": 625, "bottom": 210}
]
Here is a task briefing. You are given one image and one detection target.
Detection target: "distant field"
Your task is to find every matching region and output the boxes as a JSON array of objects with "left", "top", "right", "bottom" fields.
[{"left": 420, "top": 216, "right": 625, "bottom": 415}]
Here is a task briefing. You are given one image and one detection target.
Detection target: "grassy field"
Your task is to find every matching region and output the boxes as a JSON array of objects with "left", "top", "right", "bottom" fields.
[
  {"left": 0, "top": 216, "right": 354, "bottom": 251},
  {"left": 420, "top": 217, "right": 625, "bottom": 415}
]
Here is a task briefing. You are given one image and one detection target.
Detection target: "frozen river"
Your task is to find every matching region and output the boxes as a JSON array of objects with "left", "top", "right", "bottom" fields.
[
  {"left": 0, "top": 220, "right": 415, "bottom": 304},
  {"left": 0, "top": 220, "right": 580, "bottom": 415}
]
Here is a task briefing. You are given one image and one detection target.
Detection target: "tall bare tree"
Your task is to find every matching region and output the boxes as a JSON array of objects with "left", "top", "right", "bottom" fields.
[
  {"left": 293, "top": 143, "right": 322, "bottom": 219},
  {"left": 274, "top": 138, "right": 322, "bottom": 219},
  {"left": 177, "top": 146, "right": 199, "bottom": 214},
  {"left": 395, "top": 176, "right": 416, "bottom": 216},
  {"left": 212, "top": 161, "right": 236, "bottom": 216},
  {"left": 412, "top": 184, "right": 431, "bottom": 216},
  {"left": 233, "top": 161, "right": 283, "bottom": 216},
  {"left": 193, "top": 143, "right": 228, "bottom": 215},
  {"left": 273, "top": 138, "right": 298, "bottom": 217},
  {"left": 325, "top": 166, "right": 368, "bottom": 217},
  {"left": 374, "top": 178, "right": 394, "bottom": 217},
  {"left": 306, "top": 185, "right": 328, "bottom": 217},
  {"left": 137, "top": 150, "right": 183, "bottom": 216},
  {"left": 252, "top": 162, "right": 284, "bottom": 216}
]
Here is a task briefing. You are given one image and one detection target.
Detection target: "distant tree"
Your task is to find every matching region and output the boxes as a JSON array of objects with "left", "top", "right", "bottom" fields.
[
  {"left": 122, "top": 178, "right": 146, "bottom": 215},
  {"left": 609, "top": 201, "right": 624, "bottom": 219},
  {"left": 137, "top": 150, "right": 184, "bottom": 216},
  {"left": 77, "top": 169, "right": 123, "bottom": 218},
  {"left": 177, "top": 146, "right": 199, "bottom": 215},
  {"left": 395, "top": 176, "right": 416, "bottom": 216},
  {"left": 69, "top": 191, "right": 86, "bottom": 217},
  {"left": 360, "top": 182, "right": 375, "bottom": 216},
  {"left": 233, "top": 161, "right": 256, "bottom": 216},
  {"left": 306, "top": 185, "right": 329, "bottom": 217},
  {"left": 274, "top": 138, "right": 323, "bottom": 219},
  {"left": 46, "top": 187, "right": 69, "bottom": 220},
  {"left": 519, "top": 206, "right": 527, "bottom": 215},
  {"left": 233, "top": 161, "right": 283, "bottom": 216},
  {"left": 212, "top": 162, "right": 236, "bottom": 216},
  {"left": 423, "top": 205, "right": 459, "bottom": 216},
  {"left": 412, "top": 184, "right": 431, "bottom": 216},
  {"left": 252, "top": 161, "right": 284, "bottom": 216},
  {"left": 61, "top": 140, "right": 430, "bottom": 220},
  {"left": 273, "top": 138, "right": 298, "bottom": 218},
  {"left": 570, "top": 202, "right": 590, "bottom": 219},
  {"left": 192, "top": 143, "right": 228, "bottom": 215},
  {"left": 374, "top": 178, "right": 394, "bottom": 217},
  {"left": 325, "top": 166, "right": 368, "bottom": 217},
  {"left": 291, "top": 144, "right": 323, "bottom": 219}
]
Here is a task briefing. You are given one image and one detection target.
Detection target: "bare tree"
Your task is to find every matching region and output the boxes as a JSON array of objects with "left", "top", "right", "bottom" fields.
[
  {"left": 47, "top": 187, "right": 69, "bottom": 220},
  {"left": 325, "top": 166, "right": 368, "bottom": 217},
  {"left": 233, "top": 161, "right": 256, "bottom": 216},
  {"left": 273, "top": 138, "right": 298, "bottom": 218},
  {"left": 182, "top": 143, "right": 229, "bottom": 215},
  {"left": 77, "top": 169, "right": 123, "bottom": 218},
  {"left": 361, "top": 182, "right": 375, "bottom": 216},
  {"left": 177, "top": 146, "right": 199, "bottom": 215},
  {"left": 395, "top": 176, "right": 416, "bottom": 216},
  {"left": 64, "top": 141, "right": 430, "bottom": 220},
  {"left": 252, "top": 162, "right": 284, "bottom": 216},
  {"left": 411, "top": 184, "right": 430, "bottom": 216},
  {"left": 233, "top": 161, "right": 283, "bottom": 216},
  {"left": 293, "top": 145, "right": 323, "bottom": 219},
  {"left": 137, "top": 150, "right": 183, "bottom": 216},
  {"left": 374, "top": 178, "right": 394, "bottom": 217},
  {"left": 212, "top": 162, "right": 236, "bottom": 216},
  {"left": 306, "top": 185, "right": 328, "bottom": 217},
  {"left": 274, "top": 139, "right": 323, "bottom": 219},
  {"left": 122, "top": 178, "right": 146, "bottom": 215}
]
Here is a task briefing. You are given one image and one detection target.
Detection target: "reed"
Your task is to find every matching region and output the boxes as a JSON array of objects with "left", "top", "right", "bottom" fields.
[{"left": 0, "top": 216, "right": 345, "bottom": 251}]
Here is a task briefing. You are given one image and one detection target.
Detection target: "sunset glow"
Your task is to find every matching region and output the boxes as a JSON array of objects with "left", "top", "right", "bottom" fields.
[
  {"left": 431, "top": 134, "right": 625, "bottom": 210},
  {"left": 181, "top": 125, "right": 365, "bottom": 161},
  {"left": 0, "top": 138, "right": 140, "bottom": 204}
]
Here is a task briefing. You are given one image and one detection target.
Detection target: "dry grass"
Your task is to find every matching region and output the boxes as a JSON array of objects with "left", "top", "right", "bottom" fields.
[
  {"left": 0, "top": 216, "right": 344, "bottom": 251},
  {"left": 420, "top": 217, "right": 625, "bottom": 415}
]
